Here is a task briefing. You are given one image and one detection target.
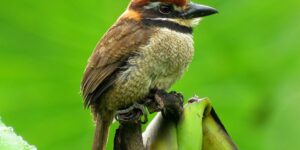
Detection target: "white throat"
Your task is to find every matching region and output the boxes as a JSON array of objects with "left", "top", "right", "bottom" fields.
[{"left": 146, "top": 17, "right": 202, "bottom": 27}]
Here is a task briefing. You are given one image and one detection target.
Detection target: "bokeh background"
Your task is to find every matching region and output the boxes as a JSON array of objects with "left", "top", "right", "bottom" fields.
[{"left": 0, "top": 0, "right": 299, "bottom": 149}]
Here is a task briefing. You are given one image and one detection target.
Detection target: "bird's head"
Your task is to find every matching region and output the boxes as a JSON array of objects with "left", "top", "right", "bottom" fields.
[{"left": 121, "top": 0, "right": 217, "bottom": 28}]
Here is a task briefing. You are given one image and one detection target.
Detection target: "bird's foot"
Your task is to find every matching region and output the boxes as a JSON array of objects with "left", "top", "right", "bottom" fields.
[
  {"left": 142, "top": 89, "right": 165, "bottom": 113},
  {"left": 143, "top": 89, "right": 184, "bottom": 121},
  {"left": 160, "top": 91, "right": 184, "bottom": 121},
  {"left": 115, "top": 103, "right": 148, "bottom": 124}
]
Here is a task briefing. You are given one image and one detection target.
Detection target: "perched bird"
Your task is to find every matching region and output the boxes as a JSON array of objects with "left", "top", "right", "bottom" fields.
[{"left": 81, "top": 0, "right": 217, "bottom": 149}]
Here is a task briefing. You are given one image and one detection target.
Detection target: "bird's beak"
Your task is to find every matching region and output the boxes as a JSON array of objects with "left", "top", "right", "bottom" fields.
[{"left": 181, "top": 3, "right": 218, "bottom": 19}]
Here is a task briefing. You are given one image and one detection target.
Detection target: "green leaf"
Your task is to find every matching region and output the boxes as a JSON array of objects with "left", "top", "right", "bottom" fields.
[{"left": 0, "top": 117, "right": 37, "bottom": 150}]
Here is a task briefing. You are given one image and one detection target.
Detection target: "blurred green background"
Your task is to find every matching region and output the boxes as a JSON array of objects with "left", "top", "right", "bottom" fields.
[{"left": 0, "top": 0, "right": 299, "bottom": 149}]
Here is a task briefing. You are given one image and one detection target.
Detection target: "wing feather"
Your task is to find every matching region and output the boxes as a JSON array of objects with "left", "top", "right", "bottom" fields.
[{"left": 81, "top": 20, "right": 153, "bottom": 107}]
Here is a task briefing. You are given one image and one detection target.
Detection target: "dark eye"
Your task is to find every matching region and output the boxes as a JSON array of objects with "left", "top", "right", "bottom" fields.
[{"left": 159, "top": 5, "right": 172, "bottom": 14}]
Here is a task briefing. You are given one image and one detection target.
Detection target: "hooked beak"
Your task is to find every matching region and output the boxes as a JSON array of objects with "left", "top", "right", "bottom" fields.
[{"left": 181, "top": 3, "right": 218, "bottom": 19}]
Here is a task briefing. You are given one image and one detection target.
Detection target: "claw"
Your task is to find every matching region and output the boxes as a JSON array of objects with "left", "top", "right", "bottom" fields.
[
  {"left": 115, "top": 103, "right": 148, "bottom": 124},
  {"left": 142, "top": 89, "right": 166, "bottom": 113}
]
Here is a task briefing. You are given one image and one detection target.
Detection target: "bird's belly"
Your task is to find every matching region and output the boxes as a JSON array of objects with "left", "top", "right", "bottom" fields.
[{"left": 105, "top": 28, "right": 194, "bottom": 110}]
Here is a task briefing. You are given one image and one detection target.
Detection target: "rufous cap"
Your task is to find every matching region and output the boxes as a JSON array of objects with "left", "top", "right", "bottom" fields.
[{"left": 131, "top": 0, "right": 188, "bottom": 7}]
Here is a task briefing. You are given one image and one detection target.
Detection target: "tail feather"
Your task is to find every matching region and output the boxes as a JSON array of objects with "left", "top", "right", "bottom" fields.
[{"left": 92, "top": 113, "right": 114, "bottom": 150}]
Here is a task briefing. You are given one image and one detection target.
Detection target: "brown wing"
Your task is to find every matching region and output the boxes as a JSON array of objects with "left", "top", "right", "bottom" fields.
[{"left": 81, "top": 19, "right": 153, "bottom": 108}]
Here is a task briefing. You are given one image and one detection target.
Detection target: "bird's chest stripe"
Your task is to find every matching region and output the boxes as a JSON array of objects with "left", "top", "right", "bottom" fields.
[{"left": 142, "top": 18, "right": 193, "bottom": 34}]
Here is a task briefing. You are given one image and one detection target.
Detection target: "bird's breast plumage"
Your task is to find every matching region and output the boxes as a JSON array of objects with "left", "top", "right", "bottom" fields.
[
  {"left": 105, "top": 27, "right": 194, "bottom": 110},
  {"left": 140, "top": 27, "right": 194, "bottom": 89}
]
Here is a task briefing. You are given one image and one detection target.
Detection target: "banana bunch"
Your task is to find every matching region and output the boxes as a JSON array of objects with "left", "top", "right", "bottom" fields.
[{"left": 142, "top": 98, "right": 238, "bottom": 150}]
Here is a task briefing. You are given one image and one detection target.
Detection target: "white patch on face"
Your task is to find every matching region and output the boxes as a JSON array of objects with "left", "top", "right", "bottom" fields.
[
  {"left": 189, "top": 18, "right": 202, "bottom": 27},
  {"left": 144, "top": 2, "right": 161, "bottom": 9},
  {"left": 173, "top": 5, "right": 184, "bottom": 11},
  {"left": 146, "top": 17, "right": 203, "bottom": 27}
]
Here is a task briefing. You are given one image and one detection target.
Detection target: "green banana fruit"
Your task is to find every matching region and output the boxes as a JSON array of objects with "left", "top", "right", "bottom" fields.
[{"left": 143, "top": 97, "right": 238, "bottom": 150}]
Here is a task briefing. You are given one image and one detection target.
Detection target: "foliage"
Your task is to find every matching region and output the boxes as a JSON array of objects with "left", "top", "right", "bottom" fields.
[{"left": 0, "top": 118, "right": 36, "bottom": 150}]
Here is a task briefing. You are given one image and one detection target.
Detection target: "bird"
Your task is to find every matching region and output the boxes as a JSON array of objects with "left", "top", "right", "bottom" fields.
[{"left": 81, "top": 0, "right": 217, "bottom": 149}]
